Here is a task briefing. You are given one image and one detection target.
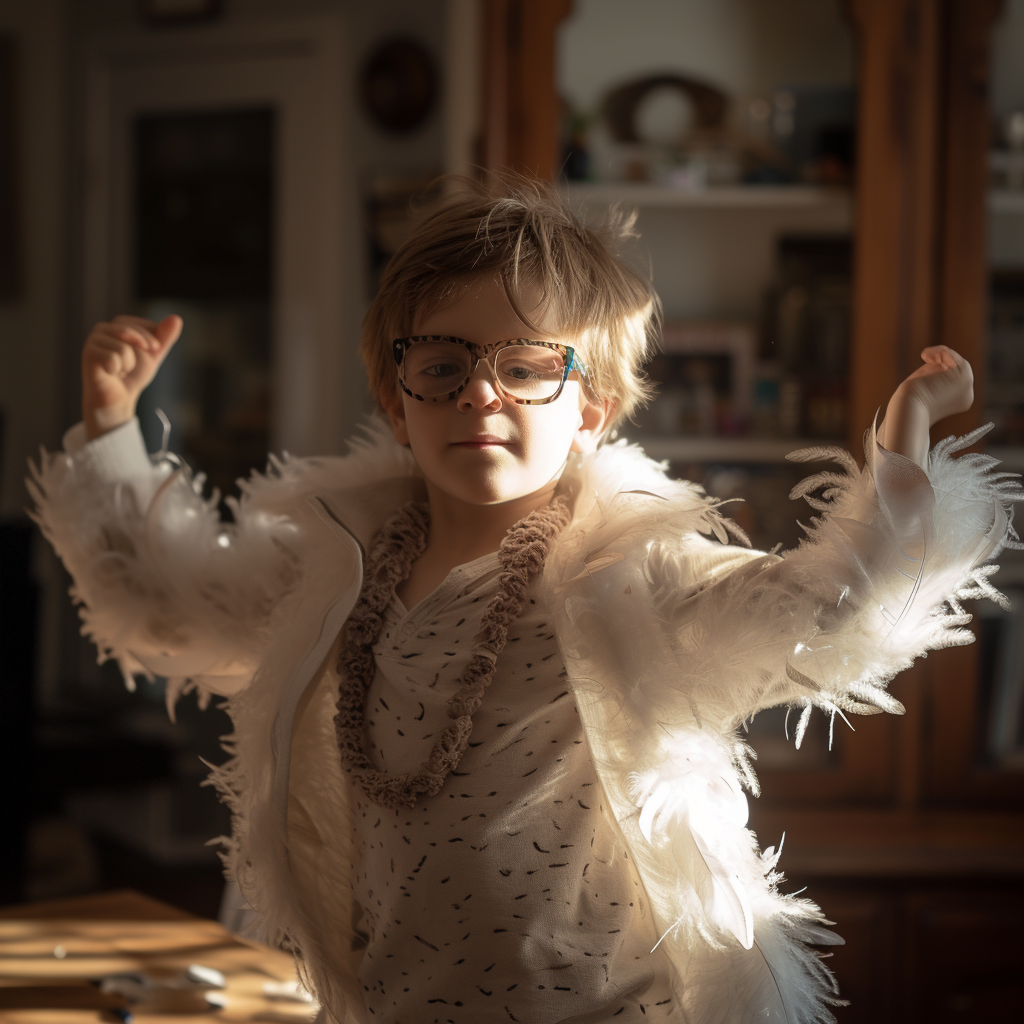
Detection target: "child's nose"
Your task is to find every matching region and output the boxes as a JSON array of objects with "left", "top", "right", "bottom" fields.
[{"left": 457, "top": 359, "right": 503, "bottom": 411}]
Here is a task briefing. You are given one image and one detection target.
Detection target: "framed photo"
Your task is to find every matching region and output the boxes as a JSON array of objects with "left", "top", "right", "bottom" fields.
[{"left": 650, "top": 321, "right": 756, "bottom": 436}]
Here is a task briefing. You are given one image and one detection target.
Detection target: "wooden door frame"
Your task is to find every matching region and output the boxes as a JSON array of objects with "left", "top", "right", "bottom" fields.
[
  {"left": 481, "top": 0, "right": 574, "bottom": 179},
  {"left": 849, "top": 0, "right": 1014, "bottom": 808}
]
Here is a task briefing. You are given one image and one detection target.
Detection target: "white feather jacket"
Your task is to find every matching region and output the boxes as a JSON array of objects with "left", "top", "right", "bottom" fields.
[{"left": 29, "top": 417, "right": 1022, "bottom": 1024}]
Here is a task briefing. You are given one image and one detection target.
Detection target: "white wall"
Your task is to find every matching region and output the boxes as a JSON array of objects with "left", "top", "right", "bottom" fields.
[
  {"left": 558, "top": 0, "right": 854, "bottom": 115},
  {"left": 557, "top": 0, "right": 855, "bottom": 321},
  {"left": 0, "top": 0, "right": 68, "bottom": 518}
]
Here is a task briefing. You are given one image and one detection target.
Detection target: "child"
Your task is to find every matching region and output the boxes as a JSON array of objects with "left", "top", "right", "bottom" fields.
[{"left": 31, "top": 175, "right": 1022, "bottom": 1024}]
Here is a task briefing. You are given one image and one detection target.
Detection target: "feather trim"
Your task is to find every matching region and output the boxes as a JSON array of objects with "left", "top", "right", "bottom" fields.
[
  {"left": 578, "top": 424, "right": 1024, "bottom": 734},
  {"left": 26, "top": 417, "right": 418, "bottom": 709}
]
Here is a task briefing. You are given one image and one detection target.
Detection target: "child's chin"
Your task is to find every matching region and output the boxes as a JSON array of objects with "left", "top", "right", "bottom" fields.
[{"left": 448, "top": 479, "right": 536, "bottom": 507}]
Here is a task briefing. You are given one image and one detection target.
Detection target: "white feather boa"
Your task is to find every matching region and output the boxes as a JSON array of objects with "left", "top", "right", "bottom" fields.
[
  {"left": 27, "top": 419, "right": 419, "bottom": 712},
  {"left": 28, "top": 417, "right": 1022, "bottom": 1024}
]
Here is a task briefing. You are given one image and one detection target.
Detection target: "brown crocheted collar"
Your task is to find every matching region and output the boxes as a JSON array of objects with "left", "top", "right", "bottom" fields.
[{"left": 334, "top": 496, "right": 573, "bottom": 809}]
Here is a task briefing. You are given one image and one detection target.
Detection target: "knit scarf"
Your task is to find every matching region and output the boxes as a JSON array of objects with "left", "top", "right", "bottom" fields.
[{"left": 334, "top": 496, "right": 572, "bottom": 809}]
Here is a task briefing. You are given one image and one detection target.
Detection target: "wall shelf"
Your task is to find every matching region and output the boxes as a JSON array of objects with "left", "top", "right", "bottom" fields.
[
  {"left": 565, "top": 181, "right": 854, "bottom": 212},
  {"left": 988, "top": 189, "right": 1024, "bottom": 214}
]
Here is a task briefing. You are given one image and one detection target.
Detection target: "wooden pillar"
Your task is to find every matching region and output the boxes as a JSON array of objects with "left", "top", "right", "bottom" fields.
[
  {"left": 927, "top": 0, "right": 1010, "bottom": 807},
  {"left": 848, "top": 0, "right": 1004, "bottom": 809},
  {"left": 936, "top": 0, "right": 1004, "bottom": 440},
  {"left": 847, "top": 0, "right": 945, "bottom": 452},
  {"left": 848, "top": 0, "right": 1002, "bottom": 447},
  {"left": 481, "top": 0, "right": 574, "bottom": 180}
]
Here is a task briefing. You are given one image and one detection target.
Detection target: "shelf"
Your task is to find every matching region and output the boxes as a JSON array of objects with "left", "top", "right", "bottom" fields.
[
  {"left": 631, "top": 435, "right": 824, "bottom": 464},
  {"left": 988, "top": 189, "right": 1024, "bottom": 214},
  {"left": 564, "top": 181, "right": 853, "bottom": 212}
]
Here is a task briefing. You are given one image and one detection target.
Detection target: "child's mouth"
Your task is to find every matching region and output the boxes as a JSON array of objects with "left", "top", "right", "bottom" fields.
[{"left": 453, "top": 436, "right": 511, "bottom": 447}]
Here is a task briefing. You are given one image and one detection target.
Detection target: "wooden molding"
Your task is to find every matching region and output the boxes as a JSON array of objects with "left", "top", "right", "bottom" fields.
[
  {"left": 481, "top": 0, "right": 573, "bottom": 179},
  {"left": 935, "top": 0, "right": 1004, "bottom": 439},
  {"left": 925, "top": 1, "right": 1017, "bottom": 809},
  {"left": 847, "top": 0, "right": 944, "bottom": 452},
  {"left": 847, "top": 0, "right": 1021, "bottom": 815}
]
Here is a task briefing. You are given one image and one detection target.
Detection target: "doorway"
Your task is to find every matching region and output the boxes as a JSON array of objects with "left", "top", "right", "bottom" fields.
[{"left": 80, "top": 16, "right": 365, "bottom": 463}]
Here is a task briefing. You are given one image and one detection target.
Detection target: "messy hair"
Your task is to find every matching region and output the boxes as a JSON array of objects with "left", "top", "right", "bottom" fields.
[{"left": 360, "top": 172, "right": 660, "bottom": 431}]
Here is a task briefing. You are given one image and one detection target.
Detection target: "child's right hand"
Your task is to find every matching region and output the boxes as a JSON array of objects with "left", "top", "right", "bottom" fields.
[{"left": 83, "top": 314, "right": 183, "bottom": 440}]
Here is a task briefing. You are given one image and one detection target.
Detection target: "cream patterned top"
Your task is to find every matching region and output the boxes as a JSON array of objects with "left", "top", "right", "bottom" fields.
[{"left": 348, "top": 552, "right": 681, "bottom": 1022}]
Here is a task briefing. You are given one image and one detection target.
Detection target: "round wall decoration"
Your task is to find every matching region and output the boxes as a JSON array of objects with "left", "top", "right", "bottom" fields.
[
  {"left": 360, "top": 35, "right": 438, "bottom": 135},
  {"left": 602, "top": 74, "right": 728, "bottom": 146}
]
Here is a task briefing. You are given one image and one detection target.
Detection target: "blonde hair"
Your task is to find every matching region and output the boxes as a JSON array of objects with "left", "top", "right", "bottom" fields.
[{"left": 360, "top": 172, "right": 660, "bottom": 431}]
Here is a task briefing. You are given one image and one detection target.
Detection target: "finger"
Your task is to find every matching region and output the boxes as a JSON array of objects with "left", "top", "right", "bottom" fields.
[
  {"left": 88, "top": 336, "right": 139, "bottom": 377},
  {"left": 98, "top": 322, "right": 159, "bottom": 353},
  {"left": 110, "top": 317, "right": 162, "bottom": 349},
  {"left": 919, "top": 345, "right": 956, "bottom": 370},
  {"left": 112, "top": 314, "right": 159, "bottom": 331},
  {"left": 153, "top": 314, "right": 184, "bottom": 352},
  {"left": 86, "top": 343, "right": 136, "bottom": 380}
]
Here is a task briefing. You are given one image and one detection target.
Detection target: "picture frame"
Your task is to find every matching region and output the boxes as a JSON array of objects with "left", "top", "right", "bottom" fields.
[{"left": 651, "top": 321, "right": 757, "bottom": 436}]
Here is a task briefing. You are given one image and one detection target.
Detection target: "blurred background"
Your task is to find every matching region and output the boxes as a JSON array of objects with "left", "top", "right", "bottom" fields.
[{"left": 0, "top": 1, "right": 1021, "bottom": 1019}]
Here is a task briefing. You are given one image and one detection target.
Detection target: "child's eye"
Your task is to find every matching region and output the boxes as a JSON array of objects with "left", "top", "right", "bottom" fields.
[
  {"left": 502, "top": 363, "right": 541, "bottom": 381},
  {"left": 422, "top": 362, "right": 465, "bottom": 379},
  {"left": 497, "top": 349, "right": 564, "bottom": 386}
]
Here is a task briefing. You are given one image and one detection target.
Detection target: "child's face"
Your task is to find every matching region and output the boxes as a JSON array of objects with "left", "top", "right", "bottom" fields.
[{"left": 385, "top": 275, "right": 612, "bottom": 508}]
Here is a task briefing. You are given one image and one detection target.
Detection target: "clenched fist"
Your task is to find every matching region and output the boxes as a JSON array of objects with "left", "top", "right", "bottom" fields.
[
  {"left": 897, "top": 345, "right": 974, "bottom": 426},
  {"left": 83, "top": 314, "right": 182, "bottom": 440},
  {"left": 879, "top": 346, "right": 975, "bottom": 470}
]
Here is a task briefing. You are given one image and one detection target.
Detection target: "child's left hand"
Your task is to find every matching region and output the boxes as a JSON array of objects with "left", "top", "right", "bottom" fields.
[
  {"left": 896, "top": 345, "right": 974, "bottom": 426},
  {"left": 879, "top": 346, "right": 974, "bottom": 469}
]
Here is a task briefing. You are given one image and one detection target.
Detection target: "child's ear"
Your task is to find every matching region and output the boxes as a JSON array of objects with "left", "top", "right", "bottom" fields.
[
  {"left": 571, "top": 395, "right": 616, "bottom": 454},
  {"left": 382, "top": 390, "right": 410, "bottom": 447}
]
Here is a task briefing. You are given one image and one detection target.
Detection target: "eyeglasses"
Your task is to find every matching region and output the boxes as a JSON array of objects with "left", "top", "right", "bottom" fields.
[{"left": 392, "top": 336, "right": 589, "bottom": 405}]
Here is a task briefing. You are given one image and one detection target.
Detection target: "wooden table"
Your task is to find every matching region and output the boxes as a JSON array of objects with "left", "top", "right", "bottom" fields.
[{"left": 0, "top": 889, "right": 318, "bottom": 1022}]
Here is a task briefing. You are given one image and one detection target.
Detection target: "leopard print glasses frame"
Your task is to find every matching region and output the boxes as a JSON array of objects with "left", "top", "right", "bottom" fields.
[{"left": 392, "top": 336, "right": 590, "bottom": 405}]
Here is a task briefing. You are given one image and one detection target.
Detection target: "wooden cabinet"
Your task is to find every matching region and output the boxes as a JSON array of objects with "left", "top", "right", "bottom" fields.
[{"left": 482, "top": 1, "right": 1024, "bottom": 1018}]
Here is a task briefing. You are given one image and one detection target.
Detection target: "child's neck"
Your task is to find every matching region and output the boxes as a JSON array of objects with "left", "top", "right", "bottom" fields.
[{"left": 395, "top": 482, "right": 558, "bottom": 609}]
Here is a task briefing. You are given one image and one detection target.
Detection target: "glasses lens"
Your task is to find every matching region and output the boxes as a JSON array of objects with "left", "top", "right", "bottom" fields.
[
  {"left": 494, "top": 344, "right": 567, "bottom": 400},
  {"left": 402, "top": 341, "right": 473, "bottom": 398}
]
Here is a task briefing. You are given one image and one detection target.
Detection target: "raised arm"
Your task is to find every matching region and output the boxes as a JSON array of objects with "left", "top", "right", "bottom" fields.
[
  {"left": 29, "top": 314, "right": 307, "bottom": 709},
  {"left": 641, "top": 348, "right": 1014, "bottom": 729}
]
